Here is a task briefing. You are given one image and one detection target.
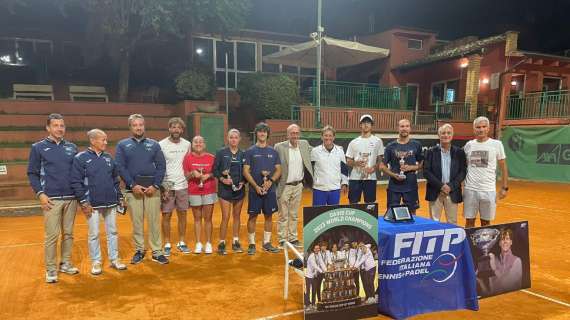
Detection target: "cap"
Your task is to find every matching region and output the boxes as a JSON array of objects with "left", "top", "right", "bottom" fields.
[{"left": 359, "top": 114, "right": 373, "bottom": 123}]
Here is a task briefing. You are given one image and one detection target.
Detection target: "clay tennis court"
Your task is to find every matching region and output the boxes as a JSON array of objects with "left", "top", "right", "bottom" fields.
[{"left": 0, "top": 180, "right": 568, "bottom": 320}]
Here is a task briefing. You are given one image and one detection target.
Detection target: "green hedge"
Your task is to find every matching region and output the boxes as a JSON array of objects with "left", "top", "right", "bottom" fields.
[{"left": 238, "top": 73, "right": 298, "bottom": 120}]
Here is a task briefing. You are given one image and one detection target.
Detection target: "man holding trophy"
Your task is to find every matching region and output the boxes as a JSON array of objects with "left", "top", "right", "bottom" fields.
[
  {"left": 345, "top": 115, "right": 384, "bottom": 204},
  {"left": 243, "top": 123, "right": 282, "bottom": 255},
  {"left": 381, "top": 119, "right": 424, "bottom": 214},
  {"left": 159, "top": 117, "right": 191, "bottom": 256}
]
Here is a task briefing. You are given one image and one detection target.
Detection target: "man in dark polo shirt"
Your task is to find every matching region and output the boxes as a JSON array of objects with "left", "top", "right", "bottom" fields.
[
  {"left": 28, "top": 113, "right": 79, "bottom": 283},
  {"left": 115, "top": 114, "right": 167, "bottom": 264}
]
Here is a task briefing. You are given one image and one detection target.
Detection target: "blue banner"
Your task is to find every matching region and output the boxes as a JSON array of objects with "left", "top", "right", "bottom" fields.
[{"left": 378, "top": 217, "right": 479, "bottom": 319}]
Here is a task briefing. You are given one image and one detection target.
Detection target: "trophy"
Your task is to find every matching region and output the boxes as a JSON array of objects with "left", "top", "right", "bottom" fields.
[
  {"left": 395, "top": 150, "right": 408, "bottom": 180},
  {"left": 223, "top": 159, "right": 244, "bottom": 192},
  {"left": 470, "top": 228, "right": 500, "bottom": 278},
  {"left": 356, "top": 153, "right": 371, "bottom": 179},
  {"left": 197, "top": 168, "right": 205, "bottom": 188},
  {"left": 260, "top": 169, "right": 271, "bottom": 195},
  {"left": 162, "top": 180, "right": 175, "bottom": 196}
]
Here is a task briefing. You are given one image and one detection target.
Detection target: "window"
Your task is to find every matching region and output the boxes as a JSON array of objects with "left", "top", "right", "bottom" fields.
[
  {"left": 216, "top": 41, "right": 234, "bottom": 70},
  {"left": 408, "top": 39, "right": 422, "bottom": 50},
  {"left": 193, "top": 38, "right": 213, "bottom": 68},
  {"left": 237, "top": 42, "right": 255, "bottom": 72},
  {"left": 261, "top": 44, "right": 280, "bottom": 73},
  {"left": 543, "top": 77, "right": 562, "bottom": 92},
  {"left": 431, "top": 79, "right": 458, "bottom": 104}
]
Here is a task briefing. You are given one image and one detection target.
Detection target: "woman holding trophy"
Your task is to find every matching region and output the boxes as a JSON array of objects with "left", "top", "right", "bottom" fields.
[
  {"left": 183, "top": 136, "right": 217, "bottom": 254},
  {"left": 213, "top": 129, "right": 246, "bottom": 255}
]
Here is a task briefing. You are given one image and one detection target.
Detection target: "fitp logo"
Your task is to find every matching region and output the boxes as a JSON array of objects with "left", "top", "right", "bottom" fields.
[{"left": 422, "top": 252, "right": 463, "bottom": 283}]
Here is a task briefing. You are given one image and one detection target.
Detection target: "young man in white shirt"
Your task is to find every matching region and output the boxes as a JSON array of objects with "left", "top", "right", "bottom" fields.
[
  {"left": 311, "top": 125, "right": 348, "bottom": 206},
  {"left": 159, "top": 118, "right": 191, "bottom": 256},
  {"left": 463, "top": 116, "right": 509, "bottom": 228},
  {"left": 355, "top": 244, "right": 376, "bottom": 303},
  {"left": 305, "top": 244, "right": 324, "bottom": 308},
  {"left": 346, "top": 115, "right": 384, "bottom": 204}
]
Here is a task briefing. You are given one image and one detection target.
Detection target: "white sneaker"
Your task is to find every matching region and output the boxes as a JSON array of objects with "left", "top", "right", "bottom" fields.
[
  {"left": 91, "top": 261, "right": 102, "bottom": 275},
  {"left": 194, "top": 242, "right": 203, "bottom": 254},
  {"left": 59, "top": 262, "right": 79, "bottom": 275},
  {"left": 204, "top": 242, "right": 213, "bottom": 254},
  {"left": 45, "top": 270, "right": 58, "bottom": 283},
  {"left": 110, "top": 260, "right": 127, "bottom": 270}
]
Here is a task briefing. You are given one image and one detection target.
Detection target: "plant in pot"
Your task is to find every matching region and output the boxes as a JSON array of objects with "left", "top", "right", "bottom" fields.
[{"left": 175, "top": 67, "right": 217, "bottom": 112}]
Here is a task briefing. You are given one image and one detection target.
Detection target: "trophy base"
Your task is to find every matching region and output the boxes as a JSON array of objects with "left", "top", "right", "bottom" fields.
[{"left": 397, "top": 174, "right": 407, "bottom": 180}]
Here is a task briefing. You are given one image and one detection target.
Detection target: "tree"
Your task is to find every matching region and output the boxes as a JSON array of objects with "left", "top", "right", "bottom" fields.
[{"left": 58, "top": 0, "right": 251, "bottom": 101}]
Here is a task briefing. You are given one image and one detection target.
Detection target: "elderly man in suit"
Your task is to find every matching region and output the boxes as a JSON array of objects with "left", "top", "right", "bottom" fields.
[
  {"left": 423, "top": 123, "right": 467, "bottom": 224},
  {"left": 275, "top": 124, "right": 313, "bottom": 248}
]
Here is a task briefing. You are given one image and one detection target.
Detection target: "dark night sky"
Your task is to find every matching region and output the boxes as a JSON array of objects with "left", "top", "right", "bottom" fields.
[{"left": 249, "top": 0, "right": 570, "bottom": 54}]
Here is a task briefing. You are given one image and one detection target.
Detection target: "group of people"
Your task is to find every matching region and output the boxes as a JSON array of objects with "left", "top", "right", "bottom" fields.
[
  {"left": 28, "top": 110, "right": 508, "bottom": 284},
  {"left": 305, "top": 240, "right": 377, "bottom": 308}
]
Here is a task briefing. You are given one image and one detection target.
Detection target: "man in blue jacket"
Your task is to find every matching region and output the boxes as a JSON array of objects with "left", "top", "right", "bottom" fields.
[
  {"left": 71, "top": 129, "right": 128, "bottom": 275},
  {"left": 27, "top": 113, "right": 79, "bottom": 283},
  {"left": 115, "top": 114, "right": 168, "bottom": 264}
]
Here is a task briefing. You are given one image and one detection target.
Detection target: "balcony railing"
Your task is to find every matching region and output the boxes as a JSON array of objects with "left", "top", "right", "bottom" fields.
[
  {"left": 303, "top": 80, "right": 412, "bottom": 110},
  {"left": 507, "top": 90, "right": 569, "bottom": 120},
  {"left": 434, "top": 101, "right": 494, "bottom": 121}
]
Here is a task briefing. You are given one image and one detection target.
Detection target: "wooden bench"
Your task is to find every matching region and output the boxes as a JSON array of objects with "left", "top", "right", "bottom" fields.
[
  {"left": 69, "top": 85, "right": 109, "bottom": 102},
  {"left": 12, "top": 84, "right": 54, "bottom": 100}
]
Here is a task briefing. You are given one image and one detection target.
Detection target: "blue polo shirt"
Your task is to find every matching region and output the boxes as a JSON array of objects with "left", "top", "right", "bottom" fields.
[
  {"left": 27, "top": 137, "right": 78, "bottom": 198},
  {"left": 115, "top": 137, "right": 166, "bottom": 190},
  {"left": 244, "top": 145, "right": 280, "bottom": 192},
  {"left": 384, "top": 139, "right": 424, "bottom": 192}
]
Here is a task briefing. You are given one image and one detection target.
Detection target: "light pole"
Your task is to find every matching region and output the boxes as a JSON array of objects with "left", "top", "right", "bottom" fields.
[{"left": 315, "top": 0, "right": 323, "bottom": 128}]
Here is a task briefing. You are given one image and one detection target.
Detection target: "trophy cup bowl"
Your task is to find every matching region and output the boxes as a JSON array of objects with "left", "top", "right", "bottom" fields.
[
  {"left": 396, "top": 151, "right": 408, "bottom": 180},
  {"left": 161, "top": 180, "right": 174, "bottom": 194},
  {"left": 470, "top": 228, "right": 501, "bottom": 278},
  {"left": 260, "top": 170, "right": 270, "bottom": 194}
]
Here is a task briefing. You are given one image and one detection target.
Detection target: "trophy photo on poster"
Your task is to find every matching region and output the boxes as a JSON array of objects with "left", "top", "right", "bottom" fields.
[
  {"left": 470, "top": 228, "right": 500, "bottom": 278},
  {"left": 395, "top": 150, "right": 409, "bottom": 180}
]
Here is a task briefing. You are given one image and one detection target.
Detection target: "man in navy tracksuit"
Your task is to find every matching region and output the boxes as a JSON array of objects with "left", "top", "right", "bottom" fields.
[
  {"left": 27, "top": 113, "right": 79, "bottom": 283},
  {"left": 115, "top": 114, "right": 168, "bottom": 264},
  {"left": 71, "top": 129, "right": 128, "bottom": 275}
]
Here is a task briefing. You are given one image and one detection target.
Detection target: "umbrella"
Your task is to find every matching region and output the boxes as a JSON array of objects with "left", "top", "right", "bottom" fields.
[{"left": 262, "top": 36, "right": 390, "bottom": 68}]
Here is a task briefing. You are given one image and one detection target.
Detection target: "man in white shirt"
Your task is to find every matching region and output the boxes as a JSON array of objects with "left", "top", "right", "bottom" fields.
[
  {"left": 275, "top": 124, "right": 313, "bottom": 248},
  {"left": 346, "top": 114, "right": 384, "bottom": 204},
  {"left": 305, "top": 244, "right": 324, "bottom": 308},
  {"left": 355, "top": 244, "right": 376, "bottom": 303},
  {"left": 159, "top": 118, "right": 191, "bottom": 256},
  {"left": 463, "top": 116, "right": 509, "bottom": 228},
  {"left": 348, "top": 241, "right": 362, "bottom": 294},
  {"left": 311, "top": 125, "right": 348, "bottom": 206}
]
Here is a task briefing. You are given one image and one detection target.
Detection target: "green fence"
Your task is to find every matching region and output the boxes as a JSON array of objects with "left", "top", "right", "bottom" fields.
[
  {"left": 304, "top": 80, "right": 411, "bottom": 109},
  {"left": 507, "top": 90, "right": 569, "bottom": 120}
]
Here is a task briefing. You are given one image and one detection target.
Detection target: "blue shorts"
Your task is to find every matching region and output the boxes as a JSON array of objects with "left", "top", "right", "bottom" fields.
[
  {"left": 348, "top": 180, "right": 377, "bottom": 204},
  {"left": 248, "top": 190, "right": 278, "bottom": 216},
  {"left": 386, "top": 189, "right": 420, "bottom": 213},
  {"left": 312, "top": 189, "right": 341, "bottom": 206}
]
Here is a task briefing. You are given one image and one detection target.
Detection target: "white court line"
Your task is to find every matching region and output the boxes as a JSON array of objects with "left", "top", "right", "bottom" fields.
[
  {"left": 501, "top": 202, "right": 570, "bottom": 214},
  {"left": 522, "top": 290, "right": 570, "bottom": 308},
  {"left": 0, "top": 205, "right": 40, "bottom": 210},
  {"left": 255, "top": 309, "right": 303, "bottom": 320}
]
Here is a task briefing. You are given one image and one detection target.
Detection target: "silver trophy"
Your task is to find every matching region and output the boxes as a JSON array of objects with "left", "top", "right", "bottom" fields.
[
  {"left": 356, "top": 153, "right": 371, "bottom": 179},
  {"left": 395, "top": 150, "right": 408, "bottom": 180},
  {"left": 470, "top": 228, "right": 500, "bottom": 278},
  {"left": 222, "top": 168, "right": 243, "bottom": 192},
  {"left": 260, "top": 170, "right": 271, "bottom": 195},
  {"left": 197, "top": 168, "right": 205, "bottom": 188}
]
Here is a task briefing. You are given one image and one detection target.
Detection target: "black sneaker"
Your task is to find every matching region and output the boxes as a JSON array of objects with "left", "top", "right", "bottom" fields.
[
  {"left": 151, "top": 254, "right": 169, "bottom": 264},
  {"left": 232, "top": 240, "right": 244, "bottom": 253},
  {"left": 247, "top": 244, "right": 256, "bottom": 255},
  {"left": 290, "top": 240, "right": 303, "bottom": 248},
  {"left": 262, "top": 242, "right": 280, "bottom": 253},
  {"left": 217, "top": 242, "right": 227, "bottom": 255},
  {"left": 131, "top": 251, "right": 145, "bottom": 264}
]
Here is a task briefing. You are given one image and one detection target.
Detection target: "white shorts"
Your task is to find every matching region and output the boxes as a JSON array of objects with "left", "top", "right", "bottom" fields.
[
  {"left": 463, "top": 189, "right": 496, "bottom": 221},
  {"left": 189, "top": 193, "right": 218, "bottom": 206}
]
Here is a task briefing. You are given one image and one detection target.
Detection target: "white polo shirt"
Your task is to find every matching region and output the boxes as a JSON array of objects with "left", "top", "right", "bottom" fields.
[
  {"left": 287, "top": 142, "right": 304, "bottom": 183},
  {"left": 346, "top": 135, "right": 384, "bottom": 180},
  {"left": 311, "top": 144, "right": 348, "bottom": 191}
]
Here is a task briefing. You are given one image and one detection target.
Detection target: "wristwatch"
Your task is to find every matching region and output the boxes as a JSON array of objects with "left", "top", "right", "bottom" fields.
[{"left": 502, "top": 187, "right": 509, "bottom": 191}]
